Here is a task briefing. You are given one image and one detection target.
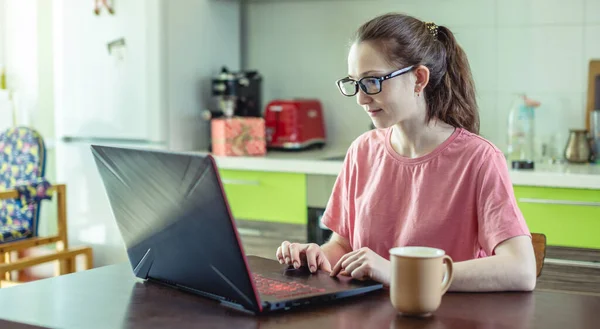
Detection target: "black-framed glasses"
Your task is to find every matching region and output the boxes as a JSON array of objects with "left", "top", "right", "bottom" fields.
[{"left": 336, "top": 65, "right": 415, "bottom": 97}]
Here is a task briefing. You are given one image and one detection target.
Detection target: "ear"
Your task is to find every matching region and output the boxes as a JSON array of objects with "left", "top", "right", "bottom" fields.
[{"left": 413, "top": 65, "right": 430, "bottom": 93}]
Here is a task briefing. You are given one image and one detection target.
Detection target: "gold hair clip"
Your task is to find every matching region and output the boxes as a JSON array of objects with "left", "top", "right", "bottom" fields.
[{"left": 425, "top": 22, "right": 438, "bottom": 38}]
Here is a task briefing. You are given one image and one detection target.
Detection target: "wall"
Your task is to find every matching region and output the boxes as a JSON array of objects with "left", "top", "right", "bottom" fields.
[
  {"left": 165, "top": 0, "right": 241, "bottom": 151},
  {"left": 0, "top": 1, "right": 7, "bottom": 128},
  {"left": 1, "top": 0, "right": 57, "bottom": 236},
  {"left": 243, "top": 0, "right": 600, "bottom": 154},
  {"left": 1, "top": 0, "right": 54, "bottom": 144},
  {"left": 3, "top": 0, "right": 37, "bottom": 127},
  {"left": 0, "top": 0, "right": 4, "bottom": 69},
  {"left": 36, "top": 0, "right": 57, "bottom": 236}
]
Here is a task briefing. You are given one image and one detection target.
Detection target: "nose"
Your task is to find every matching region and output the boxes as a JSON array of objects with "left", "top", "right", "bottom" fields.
[{"left": 356, "top": 88, "right": 372, "bottom": 106}]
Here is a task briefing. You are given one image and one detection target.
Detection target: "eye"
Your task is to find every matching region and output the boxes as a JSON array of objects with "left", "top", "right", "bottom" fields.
[{"left": 361, "top": 78, "right": 380, "bottom": 93}]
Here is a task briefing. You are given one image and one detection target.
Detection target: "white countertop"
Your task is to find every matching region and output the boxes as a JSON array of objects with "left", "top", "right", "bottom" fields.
[
  {"left": 508, "top": 162, "right": 600, "bottom": 189},
  {"left": 206, "top": 147, "right": 347, "bottom": 176},
  {"left": 202, "top": 148, "right": 600, "bottom": 190}
]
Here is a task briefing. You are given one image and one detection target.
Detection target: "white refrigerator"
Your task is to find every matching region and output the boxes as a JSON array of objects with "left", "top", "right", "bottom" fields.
[{"left": 53, "top": 0, "right": 241, "bottom": 267}]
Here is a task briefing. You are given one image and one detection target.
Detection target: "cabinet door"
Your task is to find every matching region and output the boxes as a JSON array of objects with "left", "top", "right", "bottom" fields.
[
  {"left": 219, "top": 170, "right": 307, "bottom": 225},
  {"left": 54, "top": 0, "right": 160, "bottom": 141},
  {"left": 514, "top": 186, "right": 600, "bottom": 249}
]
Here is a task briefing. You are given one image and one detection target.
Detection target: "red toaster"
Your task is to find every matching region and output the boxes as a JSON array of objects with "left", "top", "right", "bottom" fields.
[{"left": 264, "top": 99, "right": 326, "bottom": 150}]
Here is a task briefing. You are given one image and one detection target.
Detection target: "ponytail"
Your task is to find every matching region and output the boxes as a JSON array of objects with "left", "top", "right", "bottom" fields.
[
  {"left": 355, "top": 14, "right": 480, "bottom": 134},
  {"left": 428, "top": 26, "right": 479, "bottom": 134}
]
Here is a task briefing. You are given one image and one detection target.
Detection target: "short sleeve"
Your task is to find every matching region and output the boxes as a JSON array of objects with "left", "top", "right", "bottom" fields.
[
  {"left": 476, "top": 151, "right": 531, "bottom": 255},
  {"left": 320, "top": 146, "right": 355, "bottom": 241}
]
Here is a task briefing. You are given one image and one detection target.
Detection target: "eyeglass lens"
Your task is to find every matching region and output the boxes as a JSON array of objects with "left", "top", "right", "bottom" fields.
[{"left": 339, "top": 78, "right": 381, "bottom": 95}]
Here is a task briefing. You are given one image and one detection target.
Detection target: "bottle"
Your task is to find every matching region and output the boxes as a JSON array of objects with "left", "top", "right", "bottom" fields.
[
  {"left": 507, "top": 94, "right": 540, "bottom": 169},
  {"left": 592, "top": 75, "right": 600, "bottom": 163},
  {"left": 592, "top": 110, "right": 600, "bottom": 163},
  {"left": 0, "top": 67, "right": 6, "bottom": 90}
]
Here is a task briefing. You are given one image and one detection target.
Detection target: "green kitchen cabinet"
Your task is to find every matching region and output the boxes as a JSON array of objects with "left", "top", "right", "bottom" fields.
[
  {"left": 514, "top": 186, "right": 600, "bottom": 249},
  {"left": 218, "top": 169, "right": 307, "bottom": 225}
]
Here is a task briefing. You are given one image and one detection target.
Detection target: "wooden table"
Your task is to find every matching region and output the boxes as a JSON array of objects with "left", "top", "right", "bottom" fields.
[{"left": 0, "top": 263, "right": 599, "bottom": 329}]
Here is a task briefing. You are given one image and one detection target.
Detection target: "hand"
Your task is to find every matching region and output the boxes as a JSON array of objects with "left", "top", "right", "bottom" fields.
[
  {"left": 276, "top": 241, "right": 332, "bottom": 273},
  {"left": 330, "top": 247, "right": 391, "bottom": 285}
]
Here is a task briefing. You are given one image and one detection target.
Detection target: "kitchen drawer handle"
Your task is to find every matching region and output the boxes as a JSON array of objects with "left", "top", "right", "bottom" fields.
[
  {"left": 518, "top": 198, "right": 600, "bottom": 207},
  {"left": 221, "top": 179, "right": 261, "bottom": 186}
]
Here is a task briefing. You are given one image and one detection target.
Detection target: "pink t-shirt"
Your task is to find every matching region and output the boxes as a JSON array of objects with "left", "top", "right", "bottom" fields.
[{"left": 321, "top": 127, "right": 530, "bottom": 262}]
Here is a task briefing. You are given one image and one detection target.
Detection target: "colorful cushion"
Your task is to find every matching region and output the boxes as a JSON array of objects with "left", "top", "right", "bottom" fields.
[
  {"left": 0, "top": 127, "right": 48, "bottom": 241},
  {"left": 0, "top": 194, "right": 34, "bottom": 242},
  {"left": 0, "top": 224, "right": 32, "bottom": 243},
  {"left": 15, "top": 178, "right": 53, "bottom": 204}
]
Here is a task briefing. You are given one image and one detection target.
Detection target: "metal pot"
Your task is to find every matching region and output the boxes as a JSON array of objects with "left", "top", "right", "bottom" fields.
[{"left": 564, "top": 129, "right": 592, "bottom": 163}]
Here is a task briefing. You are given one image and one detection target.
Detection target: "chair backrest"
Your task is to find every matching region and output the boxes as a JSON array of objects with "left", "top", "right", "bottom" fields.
[
  {"left": 531, "top": 233, "right": 547, "bottom": 278},
  {"left": 0, "top": 127, "right": 46, "bottom": 237}
]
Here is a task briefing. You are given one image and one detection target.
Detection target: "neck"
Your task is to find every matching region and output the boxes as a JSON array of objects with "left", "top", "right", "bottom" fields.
[{"left": 390, "top": 118, "right": 456, "bottom": 159}]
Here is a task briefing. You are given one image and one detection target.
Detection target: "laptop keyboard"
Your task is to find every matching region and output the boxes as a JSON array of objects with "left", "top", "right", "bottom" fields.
[{"left": 253, "top": 273, "right": 326, "bottom": 299}]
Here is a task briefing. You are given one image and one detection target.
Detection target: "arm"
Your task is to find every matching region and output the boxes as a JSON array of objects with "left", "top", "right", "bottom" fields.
[
  {"left": 453, "top": 150, "right": 537, "bottom": 292},
  {"left": 321, "top": 232, "right": 353, "bottom": 266},
  {"left": 327, "top": 235, "right": 536, "bottom": 289},
  {"left": 449, "top": 235, "right": 537, "bottom": 292}
]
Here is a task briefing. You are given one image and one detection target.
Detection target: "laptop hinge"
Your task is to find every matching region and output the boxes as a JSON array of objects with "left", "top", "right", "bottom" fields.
[
  {"left": 175, "top": 283, "right": 257, "bottom": 314},
  {"left": 133, "top": 248, "right": 154, "bottom": 279}
]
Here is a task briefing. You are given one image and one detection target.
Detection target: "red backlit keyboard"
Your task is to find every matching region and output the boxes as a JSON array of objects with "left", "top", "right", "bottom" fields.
[{"left": 253, "top": 273, "right": 326, "bottom": 299}]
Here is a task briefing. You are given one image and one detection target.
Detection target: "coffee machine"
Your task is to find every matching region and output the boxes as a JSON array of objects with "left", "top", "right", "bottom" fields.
[
  {"left": 203, "top": 67, "right": 262, "bottom": 151},
  {"left": 204, "top": 66, "right": 262, "bottom": 120}
]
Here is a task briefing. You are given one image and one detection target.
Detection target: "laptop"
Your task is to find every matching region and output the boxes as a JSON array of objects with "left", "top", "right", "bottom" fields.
[{"left": 90, "top": 145, "right": 382, "bottom": 314}]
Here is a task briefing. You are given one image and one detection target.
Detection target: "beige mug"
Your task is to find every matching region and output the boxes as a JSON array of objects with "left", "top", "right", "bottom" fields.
[{"left": 389, "top": 246, "right": 454, "bottom": 317}]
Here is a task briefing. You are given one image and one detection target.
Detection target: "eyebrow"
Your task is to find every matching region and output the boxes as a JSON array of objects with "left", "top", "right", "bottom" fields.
[{"left": 348, "top": 70, "right": 386, "bottom": 79}]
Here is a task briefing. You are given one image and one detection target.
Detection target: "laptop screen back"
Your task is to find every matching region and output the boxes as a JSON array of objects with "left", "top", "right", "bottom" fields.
[{"left": 91, "top": 145, "right": 260, "bottom": 312}]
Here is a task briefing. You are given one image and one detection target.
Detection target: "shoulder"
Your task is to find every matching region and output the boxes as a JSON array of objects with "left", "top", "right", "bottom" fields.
[
  {"left": 334, "top": 129, "right": 387, "bottom": 170},
  {"left": 446, "top": 129, "right": 512, "bottom": 183},
  {"left": 451, "top": 128, "right": 504, "bottom": 161},
  {"left": 347, "top": 128, "right": 387, "bottom": 156},
  {"left": 437, "top": 128, "right": 508, "bottom": 178}
]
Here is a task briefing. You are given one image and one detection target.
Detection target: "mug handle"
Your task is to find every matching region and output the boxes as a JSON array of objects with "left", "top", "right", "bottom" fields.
[{"left": 440, "top": 255, "right": 454, "bottom": 294}]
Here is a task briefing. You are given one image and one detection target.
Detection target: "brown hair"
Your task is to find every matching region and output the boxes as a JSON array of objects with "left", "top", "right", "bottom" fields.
[{"left": 354, "top": 13, "right": 480, "bottom": 134}]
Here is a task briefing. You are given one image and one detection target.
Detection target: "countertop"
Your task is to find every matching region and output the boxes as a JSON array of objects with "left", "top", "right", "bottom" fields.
[
  {"left": 198, "top": 148, "right": 600, "bottom": 189},
  {"left": 202, "top": 146, "right": 348, "bottom": 175}
]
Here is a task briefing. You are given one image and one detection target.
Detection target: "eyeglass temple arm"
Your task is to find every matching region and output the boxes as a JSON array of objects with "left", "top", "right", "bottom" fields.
[{"left": 385, "top": 65, "right": 415, "bottom": 79}]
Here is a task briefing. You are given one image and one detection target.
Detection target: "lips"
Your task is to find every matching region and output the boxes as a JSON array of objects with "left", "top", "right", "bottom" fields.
[{"left": 367, "top": 108, "right": 383, "bottom": 116}]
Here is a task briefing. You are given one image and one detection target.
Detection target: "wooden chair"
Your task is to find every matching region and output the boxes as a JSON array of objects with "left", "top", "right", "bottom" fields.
[
  {"left": 532, "top": 233, "right": 547, "bottom": 278},
  {"left": 0, "top": 127, "right": 93, "bottom": 287}
]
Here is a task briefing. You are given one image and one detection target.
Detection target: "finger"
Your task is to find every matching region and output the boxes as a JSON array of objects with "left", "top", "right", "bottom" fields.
[
  {"left": 288, "top": 243, "right": 302, "bottom": 269},
  {"left": 318, "top": 251, "right": 332, "bottom": 273},
  {"left": 304, "top": 244, "right": 319, "bottom": 273},
  {"left": 342, "top": 258, "right": 363, "bottom": 275},
  {"left": 350, "top": 263, "right": 370, "bottom": 281},
  {"left": 330, "top": 254, "right": 347, "bottom": 277},
  {"left": 276, "top": 246, "right": 283, "bottom": 264},
  {"left": 331, "top": 251, "right": 356, "bottom": 277},
  {"left": 281, "top": 241, "right": 292, "bottom": 265},
  {"left": 341, "top": 252, "right": 362, "bottom": 270}
]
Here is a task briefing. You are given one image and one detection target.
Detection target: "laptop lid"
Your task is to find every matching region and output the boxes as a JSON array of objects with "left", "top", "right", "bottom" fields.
[{"left": 90, "top": 145, "right": 263, "bottom": 313}]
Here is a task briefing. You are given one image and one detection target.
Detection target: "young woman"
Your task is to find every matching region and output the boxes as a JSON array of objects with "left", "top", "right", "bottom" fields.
[{"left": 276, "top": 13, "right": 536, "bottom": 292}]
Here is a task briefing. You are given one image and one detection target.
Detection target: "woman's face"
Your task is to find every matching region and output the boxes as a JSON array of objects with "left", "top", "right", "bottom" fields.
[{"left": 346, "top": 41, "right": 423, "bottom": 129}]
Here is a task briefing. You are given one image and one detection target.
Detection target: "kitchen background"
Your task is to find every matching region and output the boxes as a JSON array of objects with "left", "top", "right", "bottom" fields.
[
  {"left": 245, "top": 0, "right": 600, "bottom": 154},
  {"left": 0, "top": 0, "right": 599, "bottom": 284},
  {"left": 3, "top": 0, "right": 599, "bottom": 166}
]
